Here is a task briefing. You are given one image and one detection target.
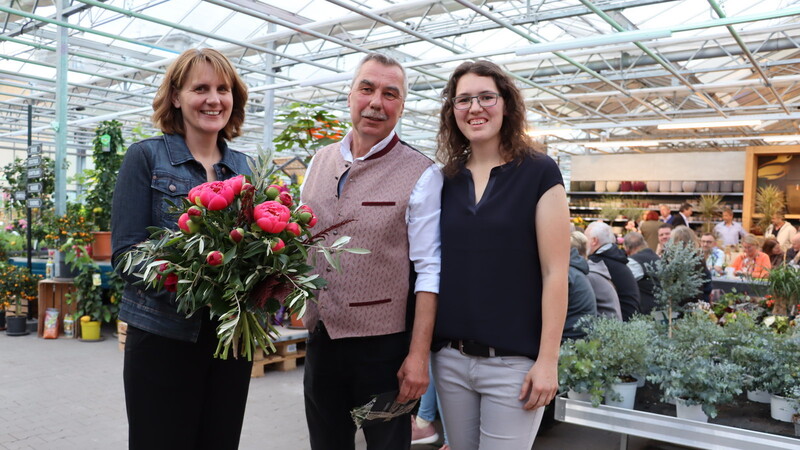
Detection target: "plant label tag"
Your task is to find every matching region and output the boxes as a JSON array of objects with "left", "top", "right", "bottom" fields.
[
  {"left": 14, "top": 191, "right": 26, "bottom": 200},
  {"left": 28, "top": 143, "right": 42, "bottom": 155},
  {"left": 26, "top": 198, "right": 42, "bottom": 208},
  {"left": 26, "top": 156, "right": 41, "bottom": 167},
  {"left": 27, "top": 183, "right": 42, "bottom": 193},
  {"left": 92, "top": 273, "right": 102, "bottom": 286},
  {"left": 27, "top": 167, "right": 42, "bottom": 179}
]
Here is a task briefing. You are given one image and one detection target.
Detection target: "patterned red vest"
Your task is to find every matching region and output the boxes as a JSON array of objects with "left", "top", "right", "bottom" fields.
[{"left": 301, "top": 136, "right": 434, "bottom": 338}]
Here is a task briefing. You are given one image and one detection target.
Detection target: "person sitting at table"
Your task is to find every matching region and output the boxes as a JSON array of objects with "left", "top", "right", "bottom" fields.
[
  {"left": 762, "top": 237, "right": 785, "bottom": 268},
  {"left": 764, "top": 211, "right": 796, "bottom": 252},
  {"left": 786, "top": 234, "right": 800, "bottom": 266},
  {"left": 700, "top": 232, "right": 725, "bottom": 276},
  {"left": 656, "top": 223, "right": 672, "bottom": 257},
  {"left": 730, "top": 234, "right": 771, "bottom": 278}
]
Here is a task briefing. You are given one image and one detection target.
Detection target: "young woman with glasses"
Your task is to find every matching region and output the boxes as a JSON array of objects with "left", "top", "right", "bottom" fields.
[{"left": 431, "top": 60, "right": 569, "bottom": 449}]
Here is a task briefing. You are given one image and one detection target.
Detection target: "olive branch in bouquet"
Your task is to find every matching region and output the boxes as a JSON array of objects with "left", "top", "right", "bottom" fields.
[{"left": 120, "top": 147, "right": 368, "bottom": 360}]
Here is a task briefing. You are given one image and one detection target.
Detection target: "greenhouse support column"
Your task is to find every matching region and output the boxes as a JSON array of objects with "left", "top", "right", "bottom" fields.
[
  {"left": 54, "top": 0, "right": 68, "bottom": 217},
  {"left": 262, "top": 23, "right": 276, "bottom": 151},
  {"left": 26, "top": 104, "right": 32, "bottom": 274}
]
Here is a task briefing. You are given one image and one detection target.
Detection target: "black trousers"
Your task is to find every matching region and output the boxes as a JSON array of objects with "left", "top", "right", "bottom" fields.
[
  {"left": 304, "top": 322, "right": 411, "bottom": 450},
  {"left": 123, "top": 314, "right": 253, "bottom": 450}
]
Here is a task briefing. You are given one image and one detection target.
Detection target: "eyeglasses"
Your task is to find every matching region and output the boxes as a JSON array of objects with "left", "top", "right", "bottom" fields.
[{"left": 452, "top": 92, "right": 499, "bottom": 110}]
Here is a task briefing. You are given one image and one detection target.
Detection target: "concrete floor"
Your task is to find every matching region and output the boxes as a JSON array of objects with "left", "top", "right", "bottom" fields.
[{"left": 0, "top": 325, "right": 694, "bottom": 450}]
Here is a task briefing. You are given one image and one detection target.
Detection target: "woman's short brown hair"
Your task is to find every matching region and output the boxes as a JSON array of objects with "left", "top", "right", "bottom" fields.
[
  {"left": 436, "top": 60, "right": 536, "bottom": 177},
  {"left": 152, "top": 48, "right": 247, "bottom": 141}
]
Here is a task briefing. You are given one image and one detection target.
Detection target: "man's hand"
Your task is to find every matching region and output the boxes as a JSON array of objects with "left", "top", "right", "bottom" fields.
[
  {"left": 518, "top": 358, "right": 558, "bottom": 410},
  {"left": 396, "top": 353, "right": 428, "bottom": 403}
]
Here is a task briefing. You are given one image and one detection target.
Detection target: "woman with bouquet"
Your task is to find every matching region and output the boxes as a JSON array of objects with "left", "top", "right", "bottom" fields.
[
  {"left": 111, "top": 48, "right": 253, "bottom": 449},
  {"left": 432, "top": 60, "right": 569, "bottom": 449}
]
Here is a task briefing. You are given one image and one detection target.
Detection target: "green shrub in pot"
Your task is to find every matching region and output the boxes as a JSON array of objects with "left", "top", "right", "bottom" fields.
[{"left": 558, "top": 338, "right": 609, "bottom": 406}]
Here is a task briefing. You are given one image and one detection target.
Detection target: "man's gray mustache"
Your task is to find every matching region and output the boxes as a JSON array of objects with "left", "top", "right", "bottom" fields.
[{"left": 361, "top": 111, "right": 388, "bottom": 121}]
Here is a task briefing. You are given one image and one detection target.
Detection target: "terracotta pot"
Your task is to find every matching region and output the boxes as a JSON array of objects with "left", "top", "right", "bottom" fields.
[
  {"left": 91, "top": 231, "right": 112, "bottom": 261},
  {"left": 632, "top": 181, "right": 646, "bottom": 192},
  {"left": 696, "top": 181, "right": 708, "bottom": 192},
  {"left": 606, "top": 181, "right": 620, "bottom": 192},
  {"left": 707, "top": 181, "right": 720, "bottom": 192},
  {"left": 646, "top": 181, "right": 660, "bottom": 192},
  {"left": 595, "top": 181, "right": 607, "bottom": 192},
  {"left": 620, "top": 181, "right": 632, "bottom": 192},
  {"left": 289, "top": 313, "right": 304, "bottom": 329},
  {"left": 682, "top": 181, "right": 696, "bottom": 193}
]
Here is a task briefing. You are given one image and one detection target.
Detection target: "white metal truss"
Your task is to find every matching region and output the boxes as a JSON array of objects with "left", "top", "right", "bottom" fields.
[{"left": 2, "top": 0, "right": 800, "bottom": 159}]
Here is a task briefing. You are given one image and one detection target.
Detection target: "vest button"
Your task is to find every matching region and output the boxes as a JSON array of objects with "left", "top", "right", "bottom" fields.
[
  {"left": 326, "top": 267, "right": 332, "bottom": 272},
  {"left": 169, "top": 184, "right": 177, "bottom": 192},
  {"left": 332, "top": 230, "right": 338, "bottom": 235},
  {"left": 322, "top": 286, "right": 328, "bottom": 291}
]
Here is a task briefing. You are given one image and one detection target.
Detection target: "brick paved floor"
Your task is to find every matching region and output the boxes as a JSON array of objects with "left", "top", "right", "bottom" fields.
[{"left": 0, "top": 325, "right": 691, "bottom": 450}]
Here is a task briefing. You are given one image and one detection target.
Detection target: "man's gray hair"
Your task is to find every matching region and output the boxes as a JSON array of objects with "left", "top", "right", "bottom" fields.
[
  {"left": 623, "top": 232, "right": 646, "bottom": 251},
  {"left": 352, "top": 52, "right": 408, "bottom": 98},
  {"left": 570, "top": 231, "right": 588, "bottom": 258},
  {"left": 586, "top": 221, "right": 615, "bottom": 247}
]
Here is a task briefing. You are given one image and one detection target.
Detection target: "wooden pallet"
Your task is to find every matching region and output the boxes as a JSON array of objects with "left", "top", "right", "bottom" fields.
[{"left": 251, "top": 331, "right": 308, "bottom": 378}]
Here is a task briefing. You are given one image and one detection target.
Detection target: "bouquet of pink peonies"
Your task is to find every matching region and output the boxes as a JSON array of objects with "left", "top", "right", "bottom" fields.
[{"left": 120, "top": 151, "right": 366, "bottom": 360}]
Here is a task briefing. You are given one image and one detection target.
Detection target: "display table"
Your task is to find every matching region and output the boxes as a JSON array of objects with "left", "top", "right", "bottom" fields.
[
  {"left": 251, "top": 325, "right": 308, "bottom": 378},
  {"left": 554, "top": 395, "right": 797, "bottom": 450},
  {"left": 9, "top": 257, "right": 114, "bottom": 288},
  {"left": 37, "top": 279, "right": 77, "bottom": 337},
  {"left": 711, "top": 275, "right": 769, "bottom": 295}
]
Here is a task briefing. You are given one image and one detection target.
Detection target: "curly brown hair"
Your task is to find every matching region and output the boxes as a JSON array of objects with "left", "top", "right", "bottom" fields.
[
  {"left": 436, "top": 60, "right": 537, "bottom": 177},
  {"left": 152, "top": 48, "right": 248, "bottom": 141}
]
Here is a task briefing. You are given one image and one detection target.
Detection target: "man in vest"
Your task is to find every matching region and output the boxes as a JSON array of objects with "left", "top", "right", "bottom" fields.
[{"left": 300, "top": 53, "right": 442, "bottom": 449}]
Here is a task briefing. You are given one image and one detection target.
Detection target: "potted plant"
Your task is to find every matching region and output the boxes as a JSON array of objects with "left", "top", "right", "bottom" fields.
[
  {"left": 724, "top": 312, "right": 776, "bottom": 403},
  {"left": 585, "top": 316, "right": 655, "bottom": 409},
  {"left": 697, "top": 194, "right": 722, "bottom": 233},
  {"left": 761, "top": 333, "right": 800, "bottom": 422},
  {"left": 558, "top": 338, "right": 609, "bottom": 406},
  {"left": 648, "top": 313, "right": 745, "bottom": 421},
  {"left": 84, "top": 120, "right": 125, "bottom": 260},
  {"left": 273, "top": 102, "right": 349, "bottom": 160},
  {"left": 645, "top": 241, "right": 705, "bottom": 336},
  {"left": 793, "top": 413, "right": 800, "bottom": 437},
  {"left": 41, "top": 204, "right": 94, "bottom": 277},
  {"left": 766, "top": 264, "right": 800, "bottom": 316},
  {"left": 755, "top": 184, "right": 785, "bottom": 233},
  {"left": 0, "top": 262, "right": 40, "bottom": 336},
  {"left": 63, "top": 241, "right": 119, "bottom": 340}
]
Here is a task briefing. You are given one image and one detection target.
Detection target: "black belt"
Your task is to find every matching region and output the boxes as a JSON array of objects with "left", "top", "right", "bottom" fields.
[{"left": 449, "top": 339, "right": 522, "bottom": 358}]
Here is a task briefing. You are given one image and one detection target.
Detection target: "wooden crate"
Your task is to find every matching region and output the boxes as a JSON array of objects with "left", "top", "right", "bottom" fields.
[
  {"left": 5, "top": 298, "right": 29, "bottom": 317},
  {"left": 250, "top": 339, "right": 307, "bottom": 377},
  {"left": 117, "top": 320, "right": 127, "bottom": 351},
  {"left": 37, "top": 279, "right": 77, "bottom": 337}
]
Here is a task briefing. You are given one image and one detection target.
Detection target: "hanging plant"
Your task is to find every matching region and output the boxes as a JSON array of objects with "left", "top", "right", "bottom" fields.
[
  {"left": 273, "top": 102, "right": 349, "bottom": 160},
  {"left": 86, "top": 120, "right": 126, "bottom": 231}
]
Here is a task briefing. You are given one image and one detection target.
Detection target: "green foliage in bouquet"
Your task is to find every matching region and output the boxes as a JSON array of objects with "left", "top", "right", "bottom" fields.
[{"left": 120, "top": 150, "right": 367, "bottom": 360}]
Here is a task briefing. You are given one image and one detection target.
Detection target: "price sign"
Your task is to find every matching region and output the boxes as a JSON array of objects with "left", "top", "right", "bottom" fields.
[
  {"left": 14, "top": 191, "right": 26, "bottom": 201},
  {"left": 26, "top": 198, "right": 42, "bottom": 208},
  {"left": 26, "top": 156, "right": 41, "bottom": 167},
  {"left": 27, "top": 183, "right": 42, "bottom": 193},
  {"left": 28, "top": 143, "right": 42, "bottom": 155},
  {"left": 27, "top": 167, "right": 42, "bottom": 179}
]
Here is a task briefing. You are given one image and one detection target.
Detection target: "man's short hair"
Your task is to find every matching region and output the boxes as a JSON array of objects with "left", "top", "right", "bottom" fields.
[
  {"left": 679, "top": 203, "right": 692, "bottom": 213},
  {"left": 570, "top": 231, "right": 588, "bottom": 258},
  {"left": 623, "top": 232, "right": 646, "bottom": 251},
  {"left": 701, "top": 232, "right": 716, "bottom": 240},
  {"left": 586, "top": 221, "right": 615, "bottom": 247},
  {"left": 721, "top": 206, "right": 733, "bottom": 215},
  {"left": 658, "top": 222, "right": 673, "bottom": 231},
  {"left": 352, "top": 52, "right": 408, "bottom": 98}
]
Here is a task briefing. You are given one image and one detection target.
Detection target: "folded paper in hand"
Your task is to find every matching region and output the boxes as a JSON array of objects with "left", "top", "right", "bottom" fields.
[{"left": 350, "top": 390, "right": 418, "bottom": 428}]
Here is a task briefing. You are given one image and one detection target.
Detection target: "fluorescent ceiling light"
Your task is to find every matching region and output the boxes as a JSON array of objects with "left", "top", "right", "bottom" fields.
[
  {"left": 657, "top": 120, "right": 762, "bottom": 130},
  {"left": 763, "top": 135, "right": 800, "bottom": 142},
  {"left": 585, "top": 141, "right": 659, "bottom": 148},
  {"left": 515, "top": 29, "right": 672, "bottom": 56},
  {"left": 298, "top": 72, "right": 353, "bottom": 87},
  {"left": 527, "top": 128, "right": 575, "bottom": 137}
]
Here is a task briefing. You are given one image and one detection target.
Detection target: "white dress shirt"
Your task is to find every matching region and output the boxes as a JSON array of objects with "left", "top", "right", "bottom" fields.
[{"left": 302, "top": 130, "right": 443, "bottom": 294}]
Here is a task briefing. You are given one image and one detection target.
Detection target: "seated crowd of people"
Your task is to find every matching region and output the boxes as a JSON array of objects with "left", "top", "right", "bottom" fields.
[{"left": 564, "top": 204, "right": 797, "bottom": 338}]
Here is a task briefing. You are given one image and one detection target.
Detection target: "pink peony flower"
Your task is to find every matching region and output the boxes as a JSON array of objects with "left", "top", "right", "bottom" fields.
[
  {"left": 229, "top": 227, "right": 245, "bottom": 244},
  {"left": 297, "top": 205, "right": 318, "bottom": 228},
  {"left": 254, "top": 201, "right": 291, "bottom": 233},
  {"left": 285, "top": 222, "right": 301, "bottom": 237},
  {"left": 164, "top": 273, "right": 179, "bottom": 292},
  {"left": 278, "top": 191, "right": 293, "bottom": 208},
  {"left": 190, "top": 182, "right": 235, "bottom": 210},
  {"left": 271, "top": 238, "right": 285, "bottom": 253},
  {"left": 178, "top": 213, "right": 199, "bottom": 234},
  {"left": 225, "top": 175, "right": 246, "bottom": 196},
  {"left": 206, "top": 250, "right": 224, "bottom": 266}
]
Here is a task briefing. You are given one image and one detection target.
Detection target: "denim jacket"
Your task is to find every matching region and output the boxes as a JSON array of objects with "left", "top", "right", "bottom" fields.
[{"left": 111, "top": 133, "right": 252, "bottom": 342}]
